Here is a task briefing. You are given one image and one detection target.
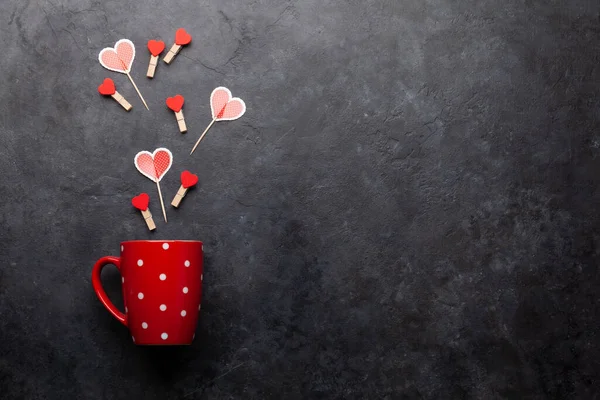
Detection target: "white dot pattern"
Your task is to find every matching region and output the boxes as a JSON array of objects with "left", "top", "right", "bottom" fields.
[
  {"left": 160, "top": 304, "right": 167, "bottom": 311},
  {"left": 121, "top": 245, "right": 124, "bottom": 252},
  {"left": 183, "top": 287, "right": 189, "bottom": 294},
  {"left": 138, "top": 292, "right": 144, "bottom": 299},
  {"left": 142, "top": 322, "right": 148, "bottom": 329},
  {"left": 161, "top": 333, "right": 168, "bottom": 340},
  {"left": 137, "top": 259, "right": 144, "bottom": 266},
  {"left": 162, "top": 243, "right": 169, "bottom": 250},
  {"left": 159, "top": 273, "right": 166, "bottom": 281},
  {"left": 184, "top": 260, "right": 190, "bottom": 267},
  {"left": 181, "top": 310, "right": 187, "bottom": 317},
  {"left": 122, "top": 277, "right": 125, "bottom": 283}
]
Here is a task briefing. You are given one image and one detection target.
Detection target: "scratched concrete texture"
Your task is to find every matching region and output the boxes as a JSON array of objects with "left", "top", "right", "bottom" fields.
[{"left": 0, "top": 0, "right": 599, "bottom": 398}]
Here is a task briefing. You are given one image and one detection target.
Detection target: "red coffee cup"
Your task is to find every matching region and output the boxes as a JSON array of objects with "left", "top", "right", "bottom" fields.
[{"left": 92, "top": 240, "right": 203, "bottom": 345}]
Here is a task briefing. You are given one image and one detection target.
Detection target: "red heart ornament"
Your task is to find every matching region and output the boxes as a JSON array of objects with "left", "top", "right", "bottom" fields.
[
  {"left": 180, "top": 171, "right": 198, "bottom": 188},
  {"left": 166, "top": 95, "right": 185, "bottom": 112},
  {"left": 210, "top": 87, "right": 246, "bottom": 121},
  {"left": 148, "top": 40, "right": 166, "bottom": 56},
  {"left": 134, "top": 148, "right": 173, "bottom": 182},
  {"left": 98, "top": 78, "right": 116, "bottom": 95},
  {"left": 98, "top": 39, "right": 135, "bottom": 74},
  {"left": 132, "top": 193, "right": 150, "bottom": 211},
  {"left": 175, "top": 28, "right": 192, "bottom": 46}
]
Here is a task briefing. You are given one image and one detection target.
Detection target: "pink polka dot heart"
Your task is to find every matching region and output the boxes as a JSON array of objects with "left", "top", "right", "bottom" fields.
[{"left": 93, "top": 240, "right": 203, "bottom": 345}]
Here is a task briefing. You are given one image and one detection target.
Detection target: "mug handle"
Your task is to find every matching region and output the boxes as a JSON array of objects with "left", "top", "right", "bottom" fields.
[{"left": 92, "top": 256, "right": 127, "bottom": 326}]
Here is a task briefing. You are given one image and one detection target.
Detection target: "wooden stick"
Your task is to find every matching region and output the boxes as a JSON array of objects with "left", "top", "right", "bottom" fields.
[
  {"left": 126, "top": 72, "right": 149, "bottom": 110},
  {"left": 111, "top": 91, "right": 132, "bottom": 111},
  {"left": 147, "top": 55, "right": 159, "bottom": 78},
  {"left": 140, "top": 209, "right": 156, "bottom": 231},
  {"left": 171, "top": 185, "right": 188, "bottom": 208},
  {"left": 156, "top": 181, "right": 167, "bottom": 222},
  {"left": 175, "top": 110, "right": 187, "bottom": 133},
  {"left": 163, "top": 44, "right": 182, "bottom": 64},
  {"left": 190, "top": 118, "right": 216, "bottom": 155}
]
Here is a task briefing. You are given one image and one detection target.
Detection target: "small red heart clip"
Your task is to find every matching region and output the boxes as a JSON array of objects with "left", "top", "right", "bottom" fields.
[
  {"left": 147, "top": 40, "right": 165, "bottom": 56},
  {"left": 98, "top": 78, "right": 116, "bottom": 96},
  {"left": 181, "top": 171, "right": 198, "bottom": 188},
  {"left": 171, "top": 170, "right": 198, "bottom": 208},
  {"left": 132, "top": 193, "right": 150, "bottom": 211},
  {"left": 175, "top": 28, "right": 192, "bottom": 45},
  {"left": 166, "top": 95, "right": 185, "bottom": 112}
]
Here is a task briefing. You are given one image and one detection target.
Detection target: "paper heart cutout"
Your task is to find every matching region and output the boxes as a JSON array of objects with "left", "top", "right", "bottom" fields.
[
  {"left": 147, "top": 40, "right": 166, "bottom": 56},
  {"left": 175, "top": 28, "right": 192, "bottom": 45},
  {"left": 181, "top": 171, "right": 198, "bottom": 188},
  {"left": 98, "top": 39, "right": 135, "bottom": 74},
  {"left": 134, "top": 148, "right": 173, "bottom": 182},
  {"left": 132, "top": 193, "right": 150, "bottom": 211},
  {"left": 210, "top": 87, "right": 246, "bottom": 121},
  {"left": 166, "top": 95, "right": 185, "bottom": 112},
  {"left": 98, "top": 78, "right": 116, "bottom": 95}
]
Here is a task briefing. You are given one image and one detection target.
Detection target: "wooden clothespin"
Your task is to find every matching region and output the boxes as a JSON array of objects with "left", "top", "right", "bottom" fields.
[
  {"left": 166, "top": 95, "right": 187, "bottom": 133},
  {"left": 146, "top": 40, "right": 165, "bottom": 78},
  {"left": 171, "top": 170, "right": 198, "bottom": 207},
  {"left": 163, "top": 28, "right": 192, "bottom": 64},
  {"left": 132, "top": 193, "right": 156, "bottom": 231},
  {"left": 98, "top": 78, "right": 132, "bottom": 111}
]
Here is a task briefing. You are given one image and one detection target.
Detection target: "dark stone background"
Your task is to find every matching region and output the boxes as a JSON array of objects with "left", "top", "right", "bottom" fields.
[{"left": 1, "top": 0, "right": 599, "bottom": 398}]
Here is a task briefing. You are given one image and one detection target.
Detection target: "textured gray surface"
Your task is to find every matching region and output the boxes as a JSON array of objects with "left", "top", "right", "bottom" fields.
[{"left": 1, "top": 0, "right": 600, "bottom": 398}]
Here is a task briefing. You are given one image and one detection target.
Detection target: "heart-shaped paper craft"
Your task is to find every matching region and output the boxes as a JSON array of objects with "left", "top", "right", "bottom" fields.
[
  {"left": 210, "top": 87, "right": 246, "bottom": 121},
  {"left": 175, "top": 28, "right": 192, "bottom": 46},
  {"left": 132, "top": 193, "right": 150, "bottom": 211},
  {"left": 134, "top": 148, "right": 173, "bottom": 182},
  {"left": 181, "top": 171, "right": 198, "bottom": 188},
  {"left": 166, "top": 95, "right": 185, "bottom": 112},
  {"left": 98, "top": 78, "right": 116, "bottom": 95},
  {"left": 148, "top": 40, "right": 165, "bottom": 56},
  {"left": 98, "top": 39, "right": 135, "bottom": 74}
]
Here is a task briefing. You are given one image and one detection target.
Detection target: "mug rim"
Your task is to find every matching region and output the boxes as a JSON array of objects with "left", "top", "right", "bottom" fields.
[{"left": 120, "top": 240, "right": 203, "bottom": 244}]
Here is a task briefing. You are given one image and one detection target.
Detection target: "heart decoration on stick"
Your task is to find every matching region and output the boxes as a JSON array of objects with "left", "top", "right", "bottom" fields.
[
  {"left": 190, "top": 87, "right": 247, "bottom": 155},
  {"left": 134, "top": 148, "right": 173, "bottom": 222},
  {"left": 98, "top": 39, "right": 149, "bottom": 110}
]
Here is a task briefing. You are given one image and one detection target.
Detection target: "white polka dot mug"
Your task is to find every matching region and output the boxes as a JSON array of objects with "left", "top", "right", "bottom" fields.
[{"left": 92, "top": 240, "right": 203, "bottom": 345}]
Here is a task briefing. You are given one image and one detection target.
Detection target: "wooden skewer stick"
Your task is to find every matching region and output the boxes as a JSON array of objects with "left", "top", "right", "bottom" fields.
[
  {"left": 147, "top": 55, "right": 159, "bottom": 78},
  {"left": 126, "top": 72, "right": 149, "bottom": 110},
  {"left": 175, "top": 110, "right": 187, "bottom": 133},
  {"left": 190, "top": 117, "right": 216, "bottom": 155},
  {"left": 111, "top": 91, "right": 132, "bottom": 111},
  {"left": 171, "top": 185, "right": 188, "bottom": 208},
  {"left": 156, "top": 180, "right": 167, "bottom": 222},
  {"left": 140, "top": 209, "right": 156, "bottom": 231}
]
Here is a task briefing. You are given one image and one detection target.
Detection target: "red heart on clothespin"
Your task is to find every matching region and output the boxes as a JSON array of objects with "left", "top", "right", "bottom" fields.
[
  {"left": 132, "top": 193, "right": 150, "bottom": 211},
  {"left": 175, "top": 28, "right": 192, "bottom": 45},
  {"left": 98, "top": 78, "right": 116, "bottom": 95},
  {"left": 181, "top": 171, "right": 198, "bottom": 188},
  {"left": 166, "top": 95, "right": 185, "bottom": 112}
]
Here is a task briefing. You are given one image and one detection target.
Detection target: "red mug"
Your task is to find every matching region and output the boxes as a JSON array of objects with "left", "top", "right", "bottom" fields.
[{"left": 92, "top": 240, "right": 203, "bottom": 345}]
